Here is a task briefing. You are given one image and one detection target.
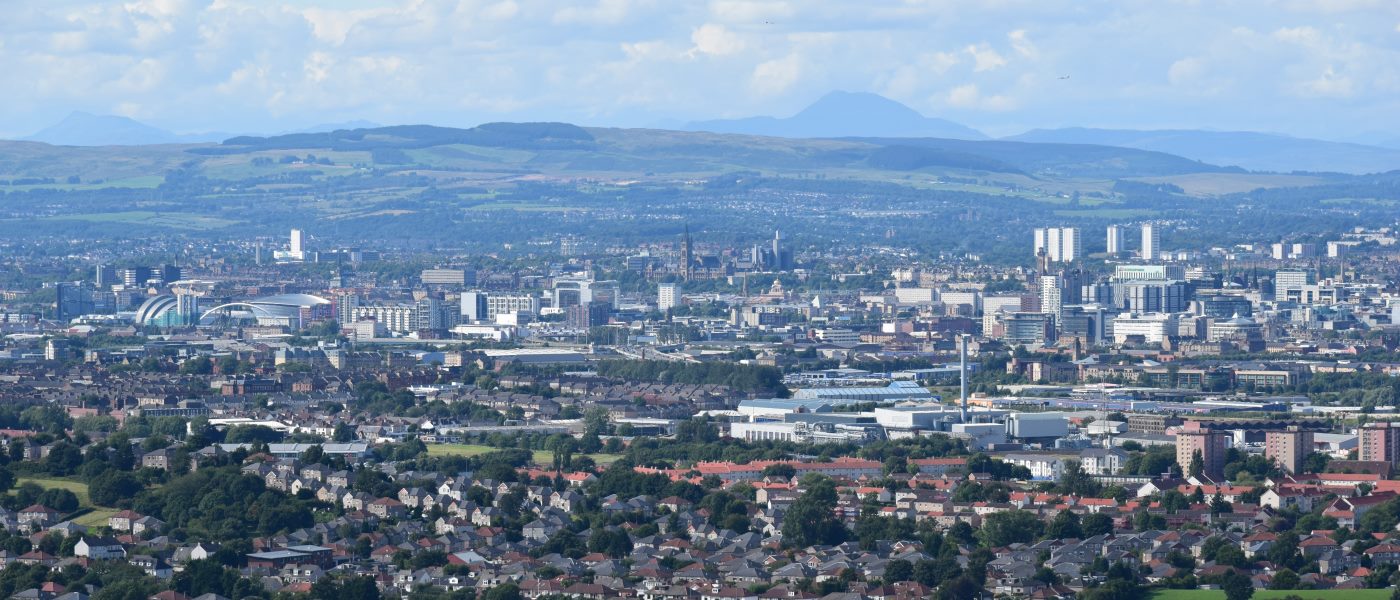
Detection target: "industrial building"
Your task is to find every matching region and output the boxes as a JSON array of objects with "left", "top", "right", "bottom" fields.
[
  {"left": 791, "top": 380, "right": 935, "bottom": 403},
  {"left": 1005, "top": 412, "right": 1070, "bottom": 441}
]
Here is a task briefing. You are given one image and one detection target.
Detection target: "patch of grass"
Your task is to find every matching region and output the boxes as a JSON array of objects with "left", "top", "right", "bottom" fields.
[
  {"left": 17, "top": 476, "right": 165, "bottom": 529},
  {"left": 425, "top": 443, "right": 623, "bottom": 465},
  {"left": 42, "top": 211, "right": 237, "bottom": 230},
  {"left": 321, "top": 209, "right": 418, "bottom": 221},
  {"left": 16, "top": 476, "right": 92, "bottom": 506},
  {"left": 73, "top": 508, "right": 118, "bottom": 528},
  {"left": 1128, "top": 173, "right": 1325, "bottom": 196},
  {"left": 1150, "top": 590, "right": 1391, "bottom": 600},
  {"left": 1053, "top": 208, "right": 1158, "bottom": 219},
  {"left": 529, "top": 450, "right": 624, "bottom": 466},
  {"left": 466, "top": 202, "right": 583, "bottom": 212},
  {"left": 424, "top": 443, "right": 499, "bottom": 458},
  {"left": 1321, "top": 197, "right": 1396, "bottom": 206},
  {"left": 0, "top": 175, "right": 165, "bottom": 191}
]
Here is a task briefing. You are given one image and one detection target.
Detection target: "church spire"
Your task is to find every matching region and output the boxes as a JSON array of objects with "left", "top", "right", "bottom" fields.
[{"left": 680, "top": 225, "right": 694, "bottom": 281}]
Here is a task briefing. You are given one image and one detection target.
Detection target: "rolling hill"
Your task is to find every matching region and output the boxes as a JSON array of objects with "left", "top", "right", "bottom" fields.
[
  {"left": 21, "top": 113, "right": 383, "bottom": 147},
  {"left": 193, "top": 121, "right": 1231, "bottom": 179},
  {"left": 0, "top": 119, "right": 1367, "bottom": 249},
  {"left": 1007, "top": 127, "right": 1400, "bottom": 174}
]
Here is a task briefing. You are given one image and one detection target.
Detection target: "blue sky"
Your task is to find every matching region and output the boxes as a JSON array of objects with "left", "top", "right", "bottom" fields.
[{"left": 2, "top": 0, "right": 1399, "bottom": 141}]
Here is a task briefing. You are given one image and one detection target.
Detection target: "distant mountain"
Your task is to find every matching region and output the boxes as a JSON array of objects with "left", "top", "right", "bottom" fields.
[
  {"left": 1376, "top": 137, "right": 1400, "bottom": 151},
  {"left": 21, "top": 112, "right": 232, "bottom": 146},
  {"left": 843, "top": 136, "right": 1234, "bottom": 179},
  {"left": 296, "top": 120, "right": 382, "bottom": 134},
  {"left": 25, "top": 112, "right": 179, "bottom": 146},
  {"left": 200, "top": 122, "right": 596, "bottom": 155},
  {"left": 1006, "top": 127, "right": 1400, "bottom": 174},
  {"left": 192, "top": 120, "right": 1227, "bottom": 179},
  {"left": 686, "top": 91, "right": 986, "bottom": 140}
]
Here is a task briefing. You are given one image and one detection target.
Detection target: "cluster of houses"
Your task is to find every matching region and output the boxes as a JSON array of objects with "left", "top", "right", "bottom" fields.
[{"left": 5, "top": 442, "right": 1400, "bottom": 599}]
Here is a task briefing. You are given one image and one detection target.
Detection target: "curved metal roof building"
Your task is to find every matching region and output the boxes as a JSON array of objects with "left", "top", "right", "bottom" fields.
[
  {"left": 134, "top": 295, "right": 177, "bottom": 325},
  {"left": 200, "top": 293, "right": 331, "bottom": 328}
]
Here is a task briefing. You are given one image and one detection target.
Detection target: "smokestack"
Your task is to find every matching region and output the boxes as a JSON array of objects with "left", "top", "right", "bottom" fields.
[{"left": 959, "top": 333, "right": 970, "bottom": 423}]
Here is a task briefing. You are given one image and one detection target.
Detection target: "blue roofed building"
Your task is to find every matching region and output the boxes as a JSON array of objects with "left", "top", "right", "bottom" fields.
[{"left": 791, "top": 380, "right": 936, "bottom": 403}]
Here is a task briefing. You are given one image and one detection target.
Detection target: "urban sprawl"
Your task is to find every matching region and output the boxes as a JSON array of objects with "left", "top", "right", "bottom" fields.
[{"left": 5, "top": 222, "right": 1400, "bottom": 600}]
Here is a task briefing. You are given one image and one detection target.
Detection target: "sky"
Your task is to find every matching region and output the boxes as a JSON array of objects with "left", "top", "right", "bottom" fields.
[{"left": 2, "top": 0, "right": 1400, "bottom": 141}]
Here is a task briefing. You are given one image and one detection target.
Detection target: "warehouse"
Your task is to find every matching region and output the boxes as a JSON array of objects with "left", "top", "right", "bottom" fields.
[
  {"left": 1005, "top": 412, "right": 1070, "bottom": 442},
  {"left": 792, "top": 380, "right": 935, "bottom": 403}
]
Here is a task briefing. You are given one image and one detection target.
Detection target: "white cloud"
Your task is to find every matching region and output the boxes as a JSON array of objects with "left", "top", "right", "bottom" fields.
[
  {"left": 1168, "top": 57, "right": 1203, "bottom": 85},
  {"left": 943, "top": 83, "right": 1016, "bottom": 111},
  {"left": 707, "top": 0, "right": 793, "bottom": 22},
  {"left": 304, "top": 51, "right": 333, "bottom": 83},
  {"left": 1285, "top": 0, "right": 1389, "bottom": 13},
  {"left": 301, "top": 7, "right": 370, "bottom": 45},
  {"left": 750, "top": 53, "right": 802, "bottom": 96},
  {"left": 122, "top": 0, "right": 189, "bottom": 18},
  {"left": 553, "top": 0, "right": 641, "bottom": 26},
  {"left": 690, "top": 23, "right": 744, "bottom": 57},
  {"left": 880, "top": 51, "right": 959, "bottom": 99},
  {"left": 1302, "top": 65, "right": 1355, "bottom": 97},
  {"left": 620, "top": 40, "right": 670, "bottom": 62},
  {"left": 113, "top": 57, "right": 167, "bottom": 93},
  {"left": 1272, "top": 25, "right": 1322, "bottom": 45},
  {"left": 1, "top": 0, "right": 1399, "bottom": 138},
  {"left": 114, "top": 101, "right": 144, "bottom": 118},
  {"left": 215, "top": 62, "right": 268, "bottom": 96},
  {"left": 1008, "top": 29, "right": 1037, "bottom": 59},
  {"left": 946, "top": 84, "right": 978, "bottom": 107},
  {"left": 483, "top": 1, "right": 519, "bottom": 20},
  {"left": 50, "top": 31, "right": 89, "bottom": 53},
  {"left": 964, "top": 43, "right": 1006, "bottom": 71}
]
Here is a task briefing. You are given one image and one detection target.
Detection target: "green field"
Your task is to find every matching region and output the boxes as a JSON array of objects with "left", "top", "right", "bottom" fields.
[
  {"left": 466, "top": 202, "right": 584, "bottom": 212},
  {"left": 0, "top": 175, "right": 165, "bottom": 191},
  {"left": 426, "top": 443, "right": 623, "bottom": 465},
  {"left": 1150, "top": 590, "right": 1391, "bottom": 600},
  {"left": 17, "top": 476, "right": 92, "bottom": 505},
  {"left": 1053, "top": 208, "right": 1159, "bottom": 218},
  {"left": 72, "top": 509, "right": 118, "bottom": 528},
  {"left": 1128, "top": 173, "right": 1325, "bottom": 196},
  {"left": 42, "top": 211, "right": 238, "bottom": 230},
  {"left": 16, "top": 477, "right": 132, "bottom": 528},
  {"left": 424, "top": 443, "right": 500, "bottom": 458},
  {"left": 1321, "top": 197, "right": 1397, "bottom": 206}
]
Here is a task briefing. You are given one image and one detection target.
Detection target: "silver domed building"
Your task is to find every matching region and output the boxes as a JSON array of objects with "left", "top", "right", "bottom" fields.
[{"left": 200, "top": 293, "right": 332, "bottom": 329}]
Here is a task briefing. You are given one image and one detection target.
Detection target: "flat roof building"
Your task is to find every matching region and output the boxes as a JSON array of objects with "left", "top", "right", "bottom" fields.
[{"left": 792, "top": 381, "right": 935, "bottom": 403}]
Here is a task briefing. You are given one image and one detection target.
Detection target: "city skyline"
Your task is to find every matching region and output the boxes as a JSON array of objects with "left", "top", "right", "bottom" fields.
[{"left": 6, "top": 3, "right": 1400, "bottom": 599}]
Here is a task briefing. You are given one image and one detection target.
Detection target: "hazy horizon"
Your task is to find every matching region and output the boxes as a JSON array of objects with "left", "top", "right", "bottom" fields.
[{"left": 3, "top": 0, "right": 1399, "bottom": 142}]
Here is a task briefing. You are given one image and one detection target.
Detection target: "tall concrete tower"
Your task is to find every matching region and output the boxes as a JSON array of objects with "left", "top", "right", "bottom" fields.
[
  {"left": 1141, "top": 224, "right": 1159, "bottom": 260},
  {"left": 1106, "top": 225, "right": 1124, "bottom": 254},
  {"left": 959, "top": 334, "right": 970, "bottom": 423}
]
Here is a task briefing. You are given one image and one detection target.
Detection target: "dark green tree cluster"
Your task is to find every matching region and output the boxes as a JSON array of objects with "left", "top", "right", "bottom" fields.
[
  {"left": 172, "top": 560, "right": 263, "bottom": 599},
  {"left": 310, "top": 575, "right": 380, "bottom": 600},
  {"left": 131, "top": 466, "right": 313, "bottom": 540},
  {"left": 964, "top": 453, "right": 1032, "bottom": 480},
  {"left": 782, "top": 476, "right": 847, "bottom": 547},
  {"left": 594, "top": 360, "right": 788, "bottom": 396}
]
